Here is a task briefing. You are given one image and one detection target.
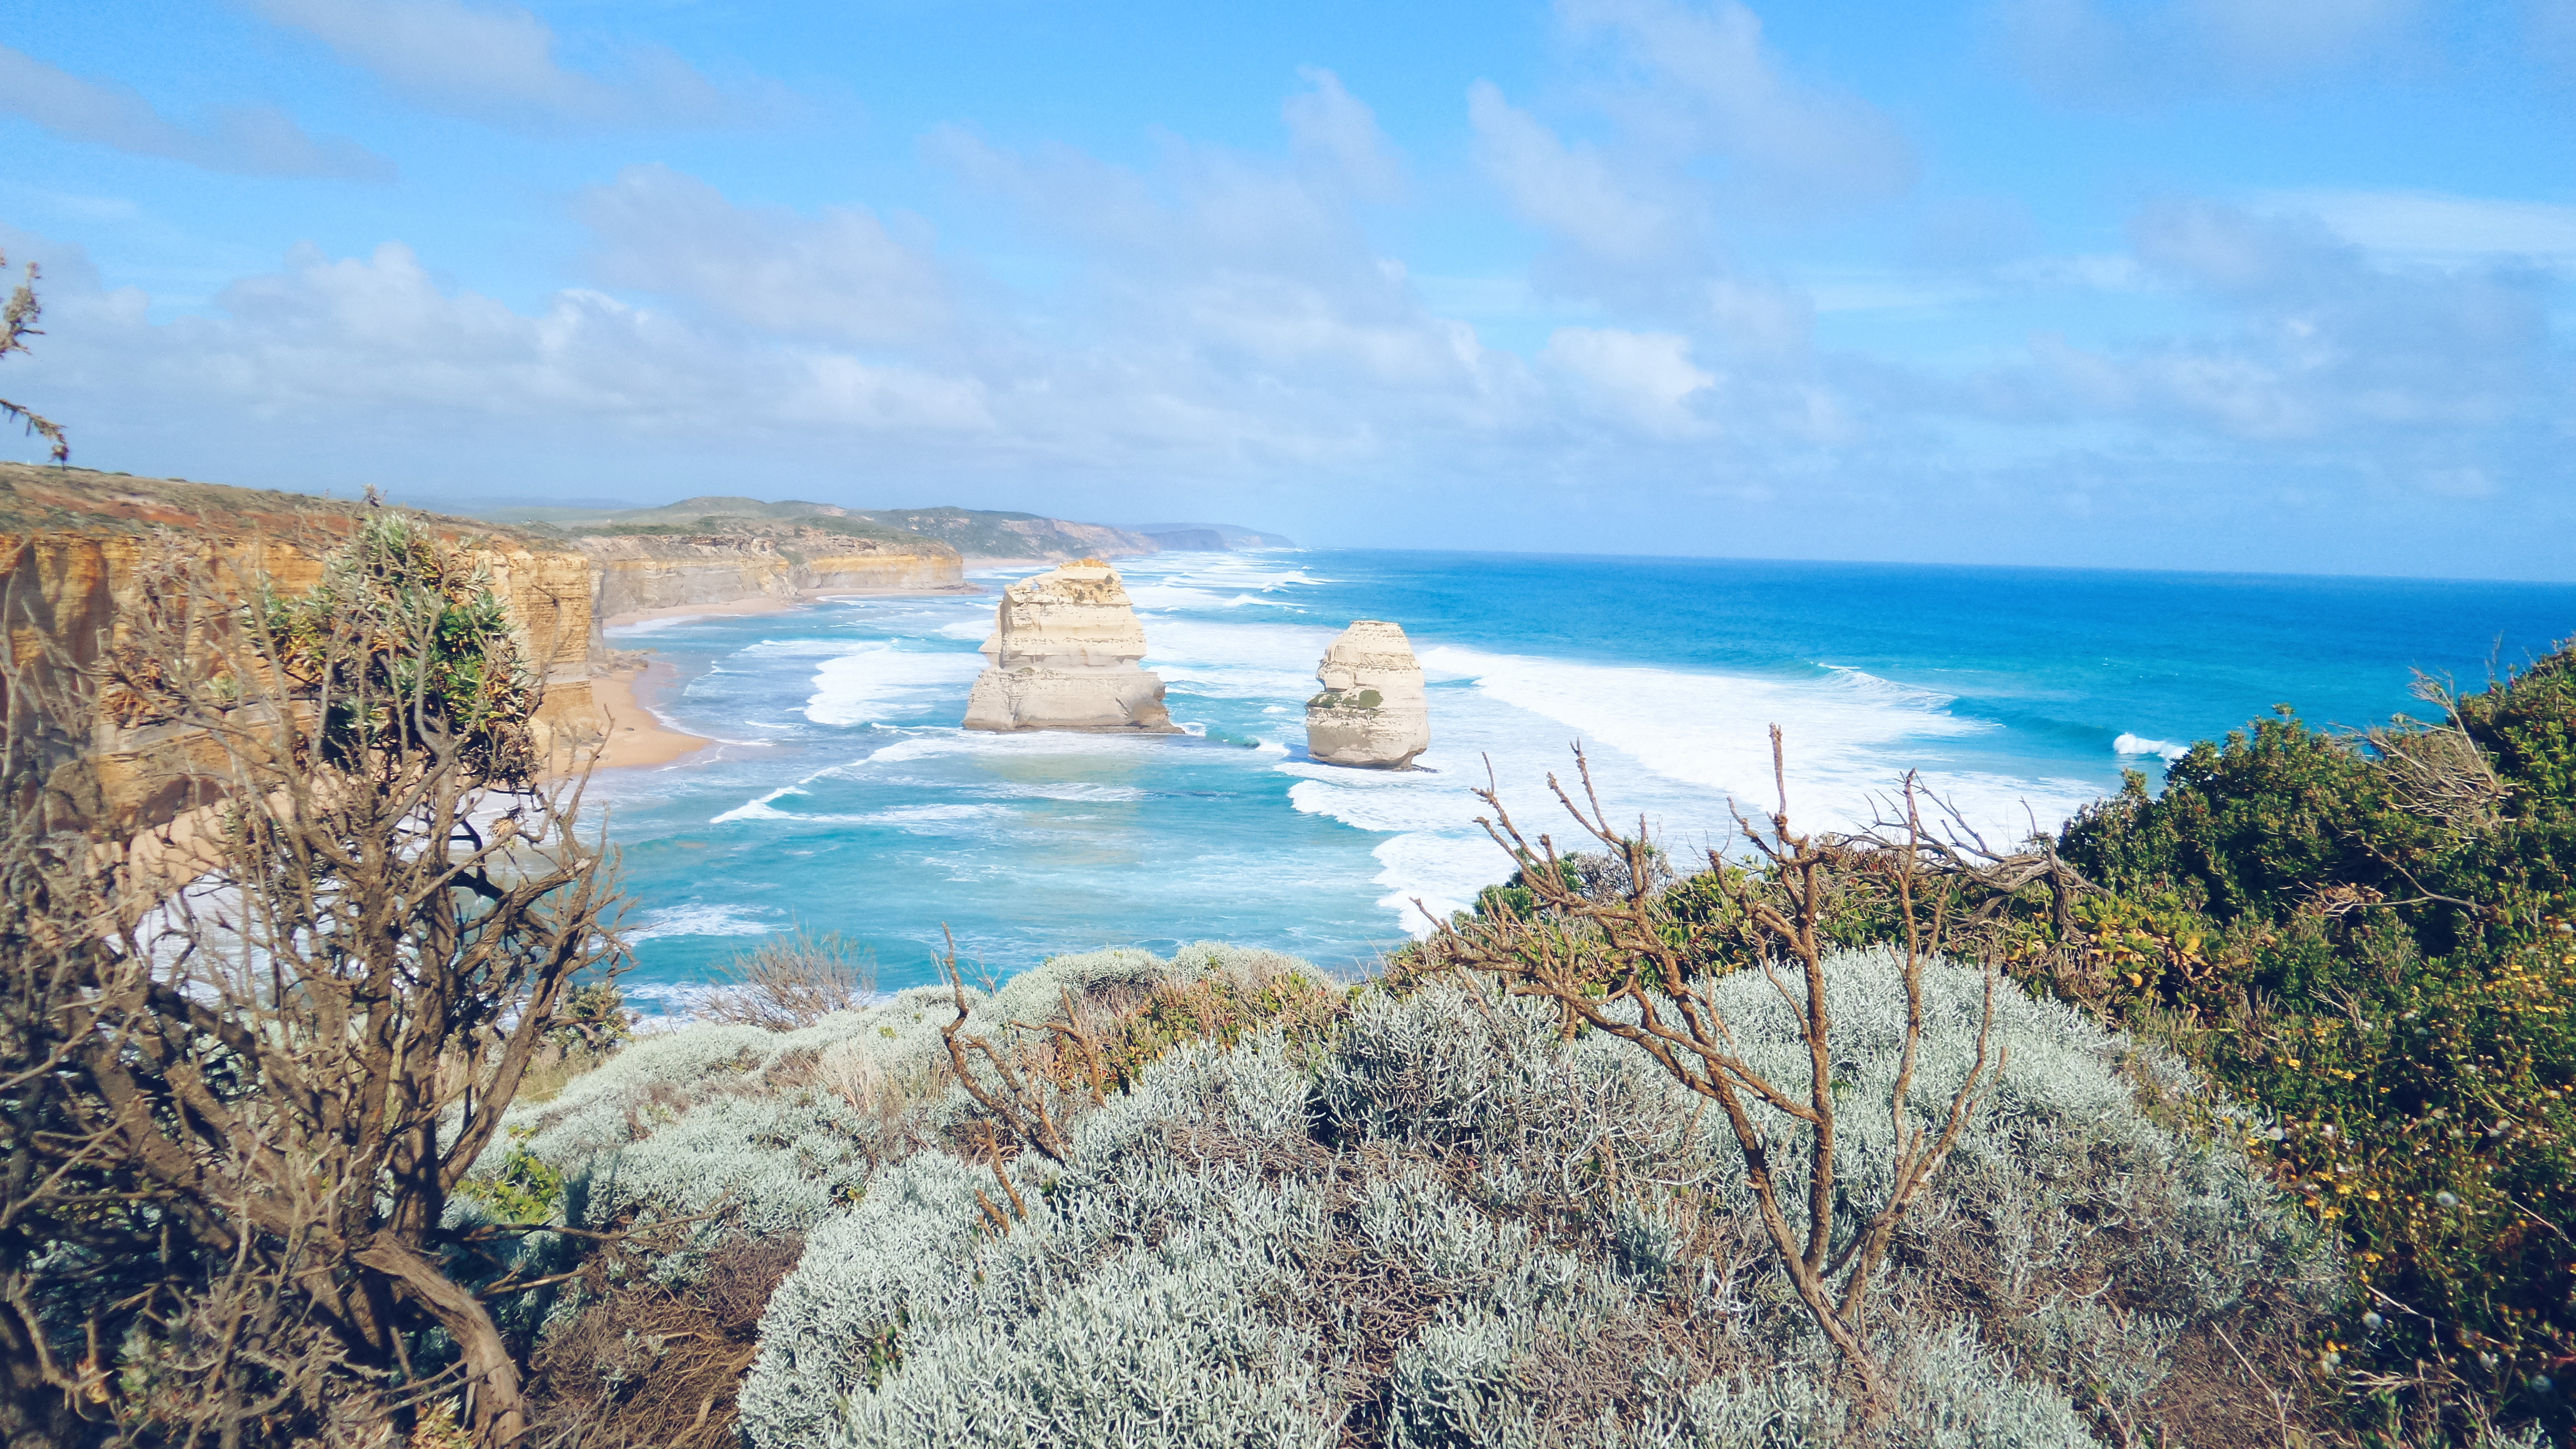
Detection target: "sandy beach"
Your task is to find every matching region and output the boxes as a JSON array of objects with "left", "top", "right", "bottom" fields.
[{"left": 591, "top": 661, "right": 710, "bottom": 770}]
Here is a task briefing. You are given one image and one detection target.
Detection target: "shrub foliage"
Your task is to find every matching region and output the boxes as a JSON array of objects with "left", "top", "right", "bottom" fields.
[{"left": 2023, "top": 654, "right": 2576, "bottom": 1440}]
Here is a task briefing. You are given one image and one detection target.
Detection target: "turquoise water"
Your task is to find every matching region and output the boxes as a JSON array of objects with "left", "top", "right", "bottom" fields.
[{"left": 591, "top": 550, "right": 2576, "bottom": 1007}]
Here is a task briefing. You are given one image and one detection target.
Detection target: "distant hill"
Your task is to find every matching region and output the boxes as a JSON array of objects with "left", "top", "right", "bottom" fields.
[
  {"left": 464, "top": 496, "right": 1160, "bottom": 563},
  {"left": 1128, "top": 521, "right": 1298, "bottom": 551}
]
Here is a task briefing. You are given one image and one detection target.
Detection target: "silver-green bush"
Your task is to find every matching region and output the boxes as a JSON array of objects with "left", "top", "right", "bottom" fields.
[{"left": 706, "top": 947, "right": 2336, "bottom": 1448}]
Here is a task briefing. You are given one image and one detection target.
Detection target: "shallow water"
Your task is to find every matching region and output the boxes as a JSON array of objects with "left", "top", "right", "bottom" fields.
[{"left": 590, "top": 549, "right": 2576, "bottom": 1007}]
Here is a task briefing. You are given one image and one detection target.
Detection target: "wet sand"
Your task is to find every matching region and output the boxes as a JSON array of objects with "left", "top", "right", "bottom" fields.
[{"left": 591, "top": 662, "right": 709, "bottom": 770}]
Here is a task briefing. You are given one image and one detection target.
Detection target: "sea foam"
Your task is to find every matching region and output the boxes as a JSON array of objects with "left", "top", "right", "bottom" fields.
[{"left": 804, "top": 643, "right": 985, "bottom": 726}]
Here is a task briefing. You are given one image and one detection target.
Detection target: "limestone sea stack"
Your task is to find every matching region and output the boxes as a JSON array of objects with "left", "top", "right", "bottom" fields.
[
  {"left": 962, "top": 560, "right": 1181, "bottom": 733},
  {"left": 1306, "top": 621, "right": 1431, "bottom": 768}
]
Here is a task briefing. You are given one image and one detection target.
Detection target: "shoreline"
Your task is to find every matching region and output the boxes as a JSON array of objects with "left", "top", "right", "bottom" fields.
[{"left": 590, "top": 661, "right": 711, "bottom": 770}]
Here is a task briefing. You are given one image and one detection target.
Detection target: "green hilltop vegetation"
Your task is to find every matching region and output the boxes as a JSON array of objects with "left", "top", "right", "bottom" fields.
[
  {"left": 7, "top": 507, "right": 2570, "bottom": 1447},
  {"left": 463, "top": 494, "right": 1301, "bottom": 561}
]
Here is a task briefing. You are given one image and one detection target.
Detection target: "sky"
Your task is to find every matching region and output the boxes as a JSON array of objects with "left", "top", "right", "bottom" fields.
[{"left": 2, "top": 0, "right": 2573, "bottom": 578}]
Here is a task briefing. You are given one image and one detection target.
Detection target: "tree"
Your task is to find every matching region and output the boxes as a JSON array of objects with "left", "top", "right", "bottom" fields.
[
  {"left": 1, "top": 511, "right": 624, "bottom": 1445},
  {"left": 0, "top": 249, "right": 69, "bottom": 463}
]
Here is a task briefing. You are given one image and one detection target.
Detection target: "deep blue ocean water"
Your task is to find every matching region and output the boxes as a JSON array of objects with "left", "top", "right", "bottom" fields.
[{"left": 590, "top": 550, "right": 2576, "bottom": 1008}]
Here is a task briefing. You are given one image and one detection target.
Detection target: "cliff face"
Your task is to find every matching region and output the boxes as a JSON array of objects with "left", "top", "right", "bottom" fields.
[
  {"left": 1306, "top": 620, "right": 1431, "bottom": 768},
  {"left": 572, "top": 528, "right": 963, "bottom": 624},
  {"left": 962, "top": 561, "right": 1179, "bottom": 734},
  {"left": 0, "top": 465, "right": 602, "bottom": 828}
]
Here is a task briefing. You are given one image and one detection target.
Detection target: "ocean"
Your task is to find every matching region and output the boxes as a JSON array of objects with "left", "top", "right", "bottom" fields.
[{"left": 591, "top": 550, "right": 2576, "bottom": 1008}]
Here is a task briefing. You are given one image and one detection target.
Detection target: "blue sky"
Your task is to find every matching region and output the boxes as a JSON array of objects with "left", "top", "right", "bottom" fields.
[{"left": 3, "top": 0, "right": 2573, "bottom": 577}]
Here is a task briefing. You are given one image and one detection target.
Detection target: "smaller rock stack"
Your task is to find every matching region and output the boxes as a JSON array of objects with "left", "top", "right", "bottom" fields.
[
  {"left": 962, "top": 560, "right": 1181, "bottom": 733},
  {"left": 1306, "top": 621, "right": 1431, "bottom": 768}
]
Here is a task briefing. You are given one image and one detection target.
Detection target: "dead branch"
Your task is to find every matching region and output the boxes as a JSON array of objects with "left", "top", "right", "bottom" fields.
[
  {"left": 937, "top": 928, "right": 1073, "bottom": 1164},
  {"left": 1423, "top": 732, "right": 2003, "bottom": 1407}
]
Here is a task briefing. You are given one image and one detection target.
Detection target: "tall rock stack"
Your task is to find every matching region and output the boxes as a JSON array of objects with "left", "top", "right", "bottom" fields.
[
  {"left": 1306, "top": 620, "right": 1431, "bottom": 768},
  {"left": 962, "top": 560, "right": 1181, "bottom": 733}
]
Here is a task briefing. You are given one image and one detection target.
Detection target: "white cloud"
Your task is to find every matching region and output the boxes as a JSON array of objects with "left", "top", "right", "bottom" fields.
[
  {"left": 2257, "top": 189, "right": 2576, "bottom": 268},
  {"left": 1968, "top": 197, "right": 2555, "bottom": 443},
  {"left": 1998, "top": 0, "right": 2426, "bottom": 105},
  {"left": 1462, "top": 2, "right": 1899, "bottom": 338},
  {"left": 246, "top": 0, "right": 746, "bottom": 127},
  {"left": 1467, "top": 81, "right": 1687, "bottom": 270},
  {"left": 576, "top": 165, "right": 953, "bottom": 346},
  {"left": 924, "top": 107, "right": 1515, "bottom": 405},
  {"left": 1284, "top": 67, "right": 1404, "bottom": 201},
  {"left": 0, "top": 44, "right": 392, "bottom": 178},
  {"left": 1558, "top": 0, "right": 1916, "bottom": 209},
  {"left": 1543, "top": 325, "right": 1717, "bottom": 435}
]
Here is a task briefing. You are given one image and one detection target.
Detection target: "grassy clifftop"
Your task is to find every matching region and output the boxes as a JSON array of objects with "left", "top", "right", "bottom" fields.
[{"left": 0, "top": 463, "right": 556, "bottom": 549}]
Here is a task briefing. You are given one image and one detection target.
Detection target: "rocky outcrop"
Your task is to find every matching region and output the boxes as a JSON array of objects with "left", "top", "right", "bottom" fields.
[
  {"left": 572, "top": 528, "right": 962, "bottom": 625},
  {"left": 962, "top": 561, "right": 1179, "bottom": 734},
  {"left": 1306, "top": 621, "right": 1430, "bottom": 768}
]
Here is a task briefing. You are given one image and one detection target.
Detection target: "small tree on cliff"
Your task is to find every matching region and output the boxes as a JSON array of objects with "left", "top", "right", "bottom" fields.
[
  {"left": 0, "top": 509, "right": 624, "bottom": 1446},
  {"left": 0, "top": 248, "right": 68, "bottom": 463}
]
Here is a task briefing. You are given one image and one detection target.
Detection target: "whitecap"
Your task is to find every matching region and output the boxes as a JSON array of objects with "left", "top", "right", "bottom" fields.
[
  {"left": 623, "top": 902, "right": 780, "bottom": 942},
  {"left": 712, "top": 784, "right": 805, "bottom": 823},
  {"left": 1001, "top": 783, "right": 1148, "bottom": 802},
  {"left": 863, "top": 804, "right": 1010, "bottom": 825},
  {"left": 2113, "top": 732, "right": 2189, "bottom": 762}
]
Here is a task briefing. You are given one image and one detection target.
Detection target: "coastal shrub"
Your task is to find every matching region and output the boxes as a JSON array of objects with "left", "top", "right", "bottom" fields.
[
  {"left": 2036, "top": 651, "right": 2576, "bottom": 1440},
  {"left": 696, "top": 929, "right": 876, "bottom": 1030},
  {"left": 472, "top": 942, "right": 1330, "bottom": 1310},
  {"left": 525, "top": 1233, "right": 805, "bottom": 1449},
  {"left": 730, "top": 948, "right": 2334, "bottom": 1448}
]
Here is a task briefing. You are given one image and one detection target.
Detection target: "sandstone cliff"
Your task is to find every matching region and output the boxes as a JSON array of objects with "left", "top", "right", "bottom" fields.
[
  {"left": 1306, "top": 620, "right": 1430, "bottom": 768},
  {"left": 0, "top": 464, "right": 602, "bottom": 828},
  {"left": 962, "top": 561, "right": 1179, "bottom": 734},
  {"left": 571, "top": 526, "right": 963, "bottom": 625}
]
